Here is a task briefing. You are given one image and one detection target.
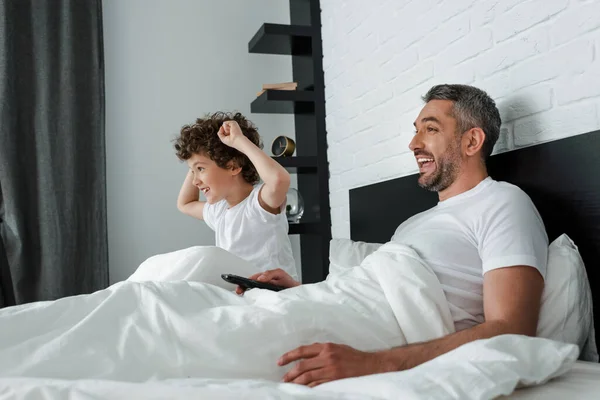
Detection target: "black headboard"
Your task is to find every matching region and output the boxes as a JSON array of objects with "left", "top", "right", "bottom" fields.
[{"left": 350, "top": 129, "right": 600, "bottom": 350}]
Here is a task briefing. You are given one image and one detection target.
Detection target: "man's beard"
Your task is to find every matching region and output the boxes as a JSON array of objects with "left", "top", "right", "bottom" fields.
[{"left": 418, "top": 146, "right": 461, "bottom": 193}]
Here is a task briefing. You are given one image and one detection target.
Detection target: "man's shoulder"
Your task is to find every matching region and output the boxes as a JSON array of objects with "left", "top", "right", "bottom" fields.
[
  {"left": 480, "top": 179, "right": 543, "bottom": 225},
  {"left": 487, "top": 179, "right": 534, "bottom": 205}
]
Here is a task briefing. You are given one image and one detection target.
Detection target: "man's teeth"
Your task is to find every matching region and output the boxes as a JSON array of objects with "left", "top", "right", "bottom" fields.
[{"left": 417, "top": 158, "right": 434, "bottom": 164}]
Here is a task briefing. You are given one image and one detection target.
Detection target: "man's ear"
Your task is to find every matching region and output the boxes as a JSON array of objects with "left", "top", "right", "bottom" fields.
[{"left": 462, "top": 127, "right": 486, "bottom": 157}]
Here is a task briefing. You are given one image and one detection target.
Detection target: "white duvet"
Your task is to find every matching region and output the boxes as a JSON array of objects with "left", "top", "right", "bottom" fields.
[{"left": 0, "top": 243, "right": 580, "bottom": 399}]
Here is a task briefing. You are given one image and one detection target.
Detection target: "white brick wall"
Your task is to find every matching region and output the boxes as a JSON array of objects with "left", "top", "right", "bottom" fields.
[{"left": 322, "top": 0, "right": 600, "bottom": 239}]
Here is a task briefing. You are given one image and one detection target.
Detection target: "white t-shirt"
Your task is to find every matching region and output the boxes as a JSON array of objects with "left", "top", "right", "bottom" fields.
[
  {"left": 391, "top": 177, "right": 548, "bottom": 331},
  {"left": 203, "top": 184, "right": 298, "bottom": 280}
]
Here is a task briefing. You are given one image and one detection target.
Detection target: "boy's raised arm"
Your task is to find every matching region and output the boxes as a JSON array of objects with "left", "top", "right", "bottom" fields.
[
  {"left": 177, "top": 170, "right": 206, "bottom": 220},
  {"left": 219, "top": 121, "right": 290, "bottom": 214}
]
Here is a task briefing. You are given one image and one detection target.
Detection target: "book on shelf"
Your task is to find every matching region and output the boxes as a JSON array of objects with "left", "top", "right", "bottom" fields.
[{"left": 256, "top": 81, "right": 298, "bottom": 97}]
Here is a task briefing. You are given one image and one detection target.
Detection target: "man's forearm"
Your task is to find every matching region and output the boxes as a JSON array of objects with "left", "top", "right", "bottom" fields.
[{"left": 378, "top": 320, "right": 520, "bottom": 372}]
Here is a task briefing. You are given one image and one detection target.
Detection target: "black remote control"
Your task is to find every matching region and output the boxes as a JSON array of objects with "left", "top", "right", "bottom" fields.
[{"left": 221, "top": 274, "right": 287, "bottom": 292}]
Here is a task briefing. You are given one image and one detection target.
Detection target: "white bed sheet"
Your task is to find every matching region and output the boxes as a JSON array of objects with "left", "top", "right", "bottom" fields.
[
  {"left": 0, "top": 244, "right": 592, "bottom": 399},
  {"left": 504, "top": 361, "right": 600, "bottom": 399},
  {"left": 0, "top": 335, "right": 586, "bottom": 400}
]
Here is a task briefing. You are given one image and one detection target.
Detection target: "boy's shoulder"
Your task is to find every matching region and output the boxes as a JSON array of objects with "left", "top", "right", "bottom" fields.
[
  {"left": 247, "top": 183, "right": 288, "bottom": 220},
  {"left": 209, "top": 184, "right": 263, "bottom": 216},
  {"left": 247, "top": 183, "right": 263, "bottom": 200},
  {"left": 245, "top": 183, "right": 267, "bottom": 212},
  {"left": 203, "top": 197, "right": 229, "bottom": 229}
]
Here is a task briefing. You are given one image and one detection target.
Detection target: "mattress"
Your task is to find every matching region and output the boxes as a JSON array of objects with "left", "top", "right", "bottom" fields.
[{"left": 504, "top": 361, "right": 600, "bottom": 399}]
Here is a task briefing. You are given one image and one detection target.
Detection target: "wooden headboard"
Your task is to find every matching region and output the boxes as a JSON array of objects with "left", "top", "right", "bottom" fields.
[{"left": 349, "top": 129, "right": 600, "bottom": 350}]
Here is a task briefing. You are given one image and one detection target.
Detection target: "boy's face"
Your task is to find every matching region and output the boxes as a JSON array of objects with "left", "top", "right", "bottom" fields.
[{"left": 187, "top": 152, "right": 236, "bottom": 204}]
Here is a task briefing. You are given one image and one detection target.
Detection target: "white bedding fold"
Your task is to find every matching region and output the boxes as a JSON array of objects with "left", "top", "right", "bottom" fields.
[
  {"left": 0, "top": 335, "right": 581, "bottom": 400},
  {"left": 0, "top": 243, "right": 454, "bottom": 383},
  {"left": 0, "top": 243, "right": 583, "bottom": 399}
]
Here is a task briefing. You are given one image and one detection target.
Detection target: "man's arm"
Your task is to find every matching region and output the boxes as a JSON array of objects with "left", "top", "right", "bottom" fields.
[
  {"left": 376, "top": 265, "right": 544, "bottom": 370},
  {"left": 177, "top": 170, "right": 205, "bottom": 220},
  {"left": 279, "top": 265, "right": 544, "bottom": 386}
]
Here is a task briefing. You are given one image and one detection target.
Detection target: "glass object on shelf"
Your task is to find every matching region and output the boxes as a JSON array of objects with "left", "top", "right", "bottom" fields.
[{"left": 285, "top": 188, "right": 304, "bottom": 223}]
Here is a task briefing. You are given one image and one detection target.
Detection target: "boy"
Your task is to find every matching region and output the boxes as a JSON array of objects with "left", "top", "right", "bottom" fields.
[{"left": 174, "top": 111, "right": 298, "bottom": 281}]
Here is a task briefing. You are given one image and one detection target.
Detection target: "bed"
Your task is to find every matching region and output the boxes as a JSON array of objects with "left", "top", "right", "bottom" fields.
[
  {"left": 349, "top": 128, "right": 600, "bottom": 399},
  {"left": 1, "top": 132, "right": 599, "bottom": 399}
]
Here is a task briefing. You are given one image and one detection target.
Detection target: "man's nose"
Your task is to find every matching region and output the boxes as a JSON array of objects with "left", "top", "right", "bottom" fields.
[{"left": 409, "top": 132, "right": 423, "bottom": 152}]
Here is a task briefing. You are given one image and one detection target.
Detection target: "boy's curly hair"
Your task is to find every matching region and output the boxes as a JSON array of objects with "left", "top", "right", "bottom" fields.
[{"left": 174, "top": 112, "right": 263, "bottom": 185}]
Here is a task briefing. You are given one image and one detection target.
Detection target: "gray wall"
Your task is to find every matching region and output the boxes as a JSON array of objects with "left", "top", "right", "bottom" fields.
[{"left": 103, "top": 0, "right": 300, "bottom": 283}]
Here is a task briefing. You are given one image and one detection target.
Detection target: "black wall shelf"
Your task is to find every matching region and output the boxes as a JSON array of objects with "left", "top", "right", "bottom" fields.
[
  {"left": 250, "top": 0, "right": 331, "bottom": 284},
  {"left": 288, "top": 222, "right": 321, "bottom": 235},
  {"left": 250, "top": 90, "right": 315, "bottom": 114},
  {"left": 248, "top": 23, "right": 313, "bottom": 55},
  {"left": 273, "top": 156, "right": 318, "bottom": 173}
]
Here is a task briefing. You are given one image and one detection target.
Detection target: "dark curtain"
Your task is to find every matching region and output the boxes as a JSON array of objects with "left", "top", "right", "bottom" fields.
[{"left": 0, "top": 0, "right": 108, "bottom": 306}]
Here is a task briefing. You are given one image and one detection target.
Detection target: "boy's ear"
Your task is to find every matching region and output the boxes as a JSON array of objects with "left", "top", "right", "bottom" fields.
[{"left": 227, "top": 161, "right": 242, "bottom": 176}]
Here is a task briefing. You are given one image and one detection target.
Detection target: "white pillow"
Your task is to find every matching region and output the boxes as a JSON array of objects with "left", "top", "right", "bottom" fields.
[
  {"left": 537, "top": 233, "right": 598, "bottom": 361},
  {"left": 329, "top": 238, "right": 382, "bottom": 275}
]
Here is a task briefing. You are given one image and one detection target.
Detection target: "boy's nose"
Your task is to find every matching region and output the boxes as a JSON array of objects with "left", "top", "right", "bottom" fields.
[{"left": 192, "top": 176, "right": 202, "bottom": 186}]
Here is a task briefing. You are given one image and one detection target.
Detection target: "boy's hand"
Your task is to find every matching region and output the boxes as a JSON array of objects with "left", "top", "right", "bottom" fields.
[{"left": 218, "top": 121, "right": 248, "bottom": 150}]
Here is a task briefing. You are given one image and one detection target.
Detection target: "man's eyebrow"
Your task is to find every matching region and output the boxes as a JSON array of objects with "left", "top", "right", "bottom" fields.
[
  {"left": 422, "top": 116, "right": 441, "bottom": 124},
  {"left": 413, "top": 116, "right": 442, "bottom": 127}
]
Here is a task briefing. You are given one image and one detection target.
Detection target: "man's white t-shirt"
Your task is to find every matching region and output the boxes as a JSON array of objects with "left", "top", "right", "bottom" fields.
[
  {"left": 391, "top": 177, "right": 548, "bottom": 331},
  {"left": 203, "top": 184, "right": 298, "bottom": 280}
]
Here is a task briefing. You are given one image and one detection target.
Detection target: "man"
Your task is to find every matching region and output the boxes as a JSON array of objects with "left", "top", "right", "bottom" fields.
[{"left": 246, "top": 84, "right": 549, "bottom": 387}]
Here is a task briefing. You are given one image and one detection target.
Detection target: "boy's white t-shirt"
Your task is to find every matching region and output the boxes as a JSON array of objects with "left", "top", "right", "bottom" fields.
[
  {"left": 391, "top": 177, "right": 548, "bottom": 331},
  {"left": 203, "top": 184, "right": 298, "bottom": 280}
]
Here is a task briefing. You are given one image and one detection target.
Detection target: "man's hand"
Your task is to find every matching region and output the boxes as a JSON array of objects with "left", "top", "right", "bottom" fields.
[
  {"left": 278, "top": 343, "right": 389, "bottom": 387},
  {"left": 218, "top": 120, "right": 248, "bottom": 150},
  {"left": 235, "top": 268, "right": 300, "bottom": 295}
]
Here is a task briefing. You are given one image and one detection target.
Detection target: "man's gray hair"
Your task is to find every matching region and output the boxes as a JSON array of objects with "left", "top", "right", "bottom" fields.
[{"left": 422, "top": 84, "right": 502, "bottom": 161}]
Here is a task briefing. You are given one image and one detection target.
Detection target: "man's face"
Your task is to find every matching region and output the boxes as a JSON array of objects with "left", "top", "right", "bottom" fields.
[
  {"left": 187, "top": 152, "right": 235, "bottom": 204},
  {"left": 410, "top": 100, "right": 463, "bottom": 192}
]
